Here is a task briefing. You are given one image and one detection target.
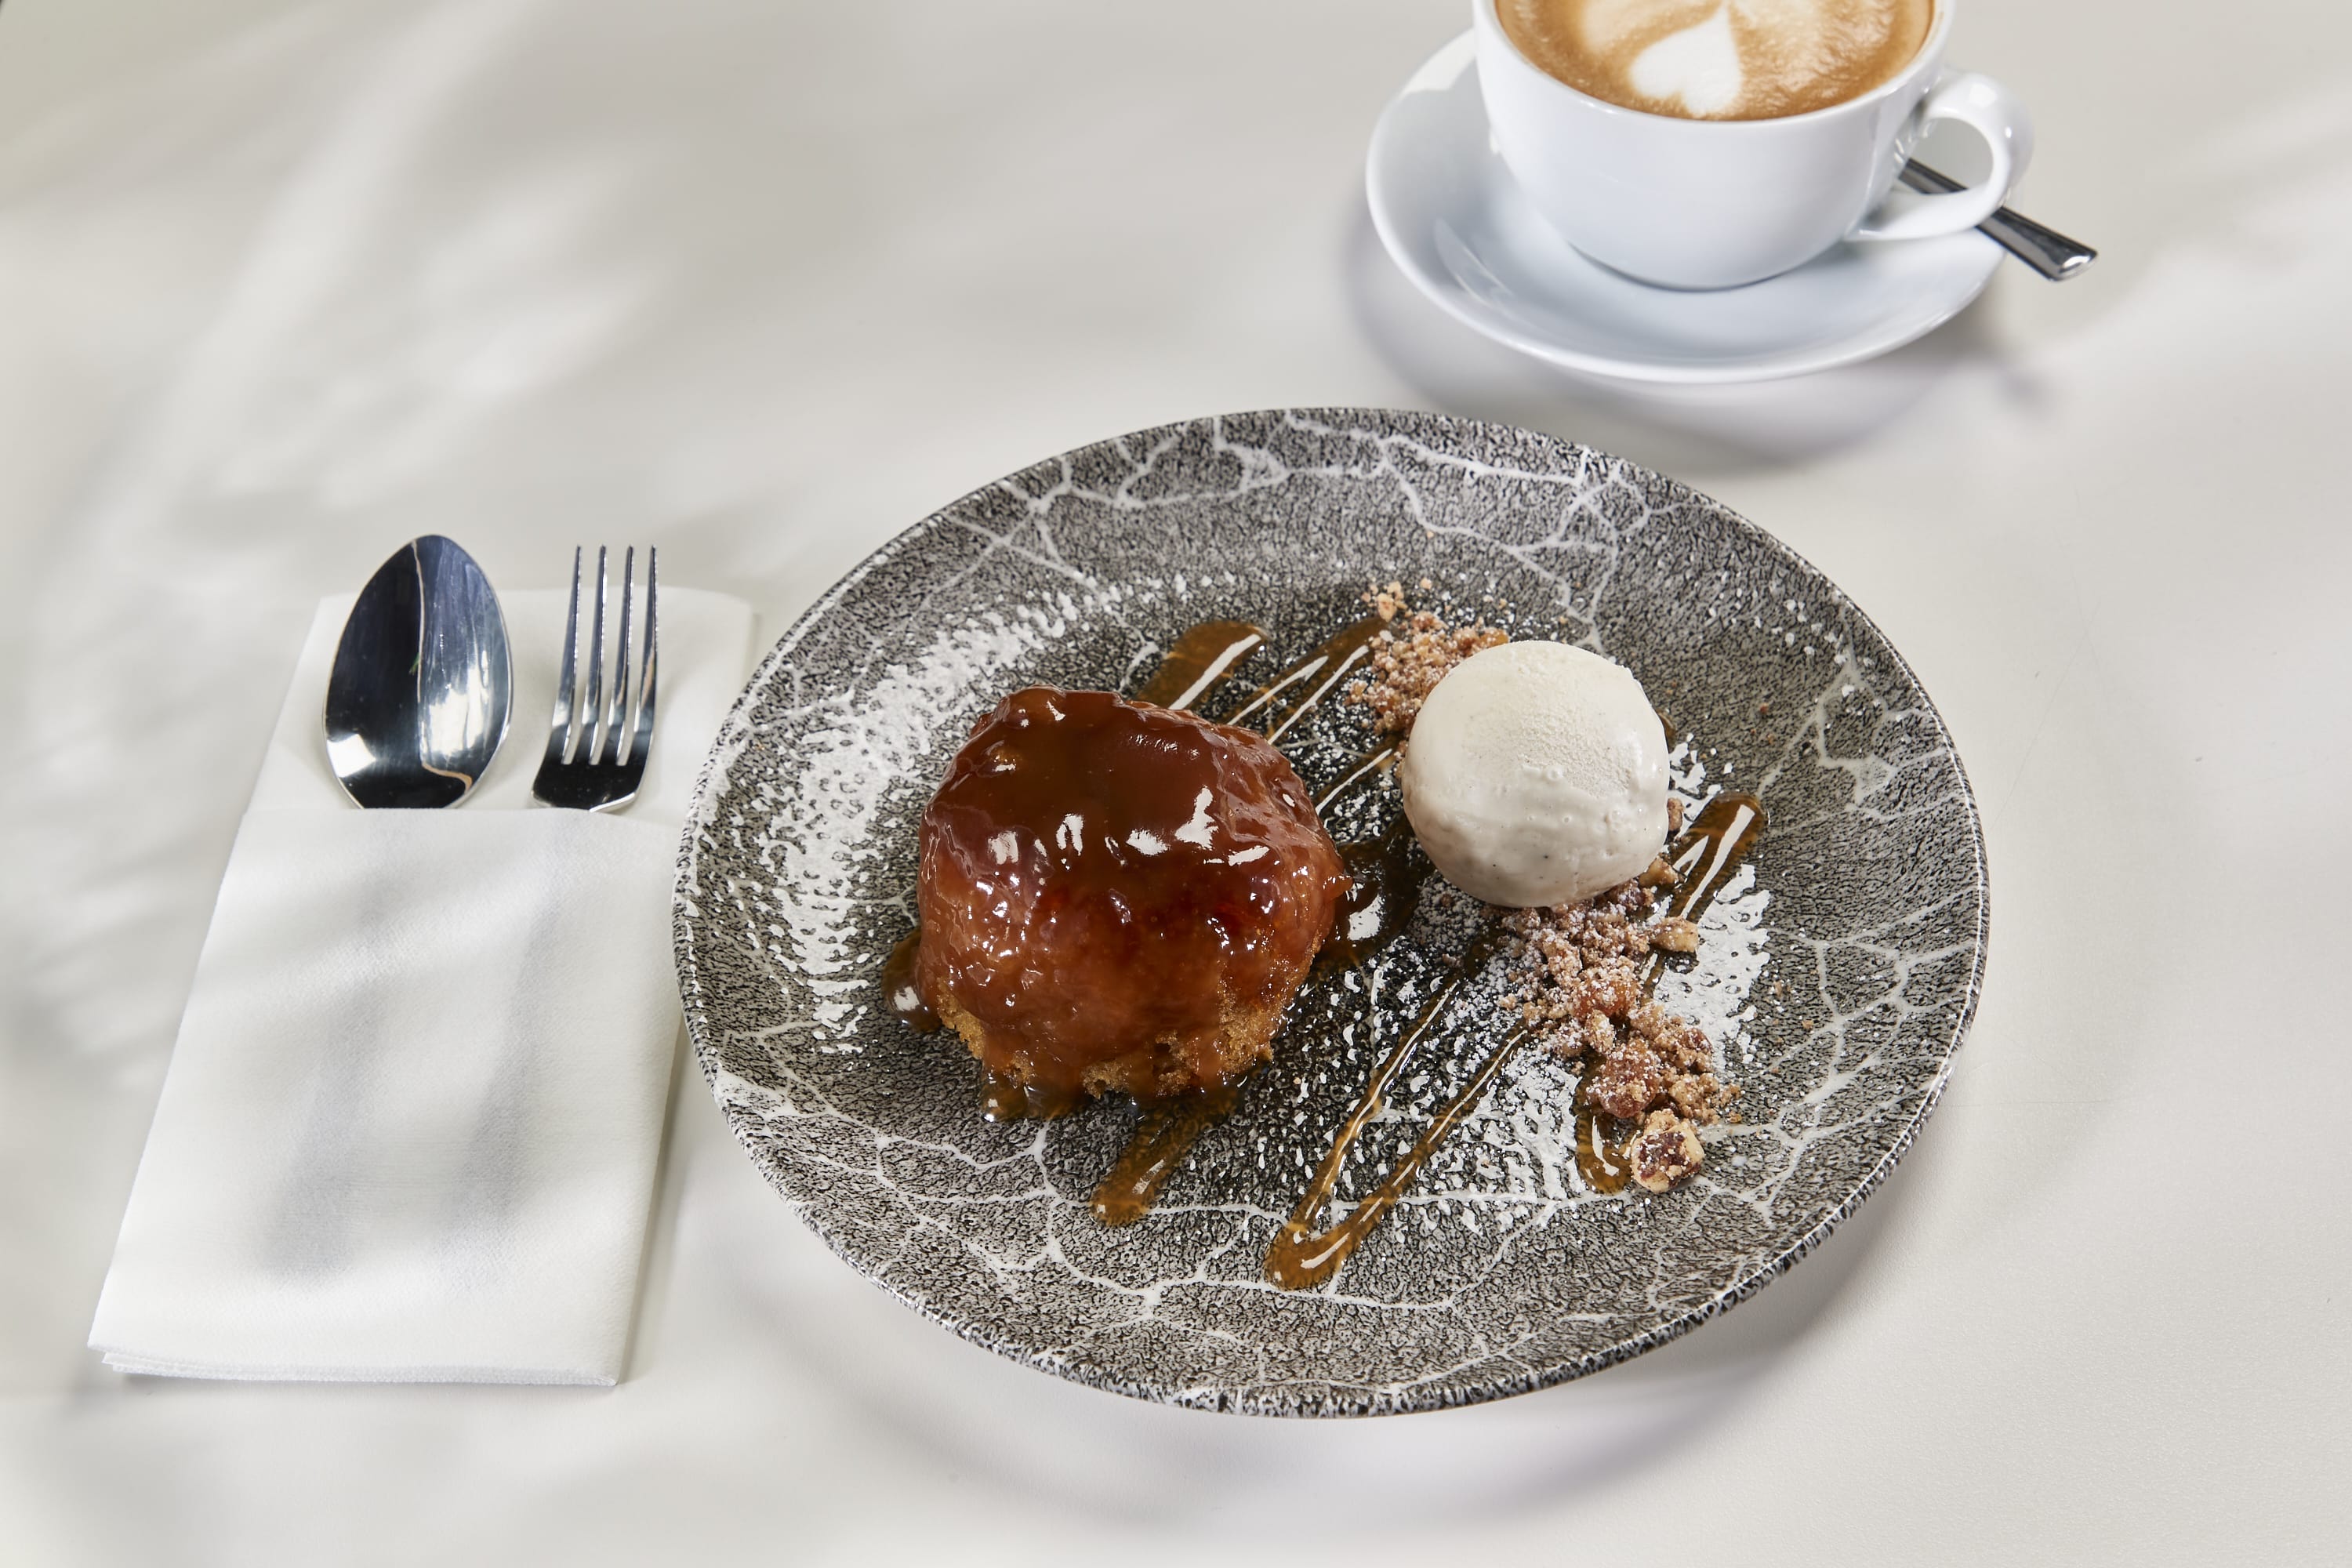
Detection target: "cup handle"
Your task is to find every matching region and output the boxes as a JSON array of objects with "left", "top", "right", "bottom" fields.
[{"left": 1850, "top": 71, "right": 2035, "bottom": 242}]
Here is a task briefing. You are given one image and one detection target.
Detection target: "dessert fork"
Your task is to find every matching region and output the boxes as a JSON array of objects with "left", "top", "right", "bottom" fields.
[{"left": 533, "top": 546, "right": 658, "bottom": 812}]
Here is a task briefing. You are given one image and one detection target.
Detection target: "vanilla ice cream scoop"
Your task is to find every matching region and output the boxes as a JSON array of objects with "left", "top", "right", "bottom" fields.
[{"left": 1398, "top": 641, "right": 1668, "bottom": 908}]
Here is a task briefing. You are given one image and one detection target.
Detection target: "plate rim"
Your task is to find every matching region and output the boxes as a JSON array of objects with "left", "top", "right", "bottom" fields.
[
  {"left": 1363, "top": 32, "right": 2005, "bottom": 387},
  {"left": 672, "top": 406, "right": 1992, "bottom": 1416}
]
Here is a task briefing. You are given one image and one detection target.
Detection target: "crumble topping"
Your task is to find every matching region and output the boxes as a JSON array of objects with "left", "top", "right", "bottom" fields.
[
  {"left": 1348, "top": 582, "right": 1508, "bottom": 738},
  {"left": 1497, "top": 873, "right": 1732, "bottom": 1195}
]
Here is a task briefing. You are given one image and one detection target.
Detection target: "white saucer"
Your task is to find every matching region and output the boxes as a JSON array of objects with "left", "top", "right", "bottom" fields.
[{"left": 1365, "top": 34, "right": 2004, "bottom": 385}]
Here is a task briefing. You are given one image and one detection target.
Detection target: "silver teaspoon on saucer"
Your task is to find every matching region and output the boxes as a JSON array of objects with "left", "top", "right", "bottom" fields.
[
  {"left": 325, "top": 535, "right": 513, "bottom": 808},
  {"left": 1901, "top": 158, "right": 2097, "bottom": 281}
]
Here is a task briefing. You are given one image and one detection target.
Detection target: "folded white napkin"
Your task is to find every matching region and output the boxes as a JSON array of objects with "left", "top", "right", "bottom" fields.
[{"left": 89, "top": 584, "right": 754, "bottom": 1385}]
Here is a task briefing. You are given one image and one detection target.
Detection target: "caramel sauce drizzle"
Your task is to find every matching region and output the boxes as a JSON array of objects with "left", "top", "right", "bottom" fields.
[
  {"left": 1642, "top": 791, "right": 1766, "bottom": 985},
  {"left": 1319, "top": 819, "right": 1425, "bottom": 973},
  {"left": 1310, "top": 739, "right": 1423, "bottom": 972},
  {"left": 981, "top": 1071, "right": 1080, "bottom": 1123},
  {"left": 1262, "top": 926, "right": 1527, "bottom": 1290},
  {"left": 1090, "top": 1084, "right": 1240, "bottom": 1225},
  {"left": 1572, "top": 1073, "right": 1634, "bottom": 1194},
  {"left": 1132, "top": 620, "right": 1267, "bottom": 710},
  {"left": 1224, "top": 615, "right": 1388, "bottom": 744}
]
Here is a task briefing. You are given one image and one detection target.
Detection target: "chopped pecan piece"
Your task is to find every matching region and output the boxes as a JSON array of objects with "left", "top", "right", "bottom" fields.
[
  {"left": 1650, "top": 916, "right": 1701, "bottom": 954},
  {"left": 1585, "top": 1041, "right": 1666, "bottom": 1121},
  {"left": 1628, "top": 1110, "right": 1703, "bottom": 1192},
  {"left": 1581, "top": 1011, "right": 1616, "bottom": 1056}
]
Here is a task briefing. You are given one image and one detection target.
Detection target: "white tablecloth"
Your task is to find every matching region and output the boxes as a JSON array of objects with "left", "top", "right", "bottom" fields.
[{"left": 2, "top": 0, "right": 2343, "bottom": 1561}]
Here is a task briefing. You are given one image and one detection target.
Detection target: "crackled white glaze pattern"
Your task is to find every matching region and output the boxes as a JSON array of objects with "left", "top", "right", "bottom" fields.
[{"left": 673, "top": 409, "right": 1987, "bottom": 1417}]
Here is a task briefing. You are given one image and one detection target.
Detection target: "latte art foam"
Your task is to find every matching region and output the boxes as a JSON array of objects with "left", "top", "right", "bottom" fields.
[{"left": 1500, "top": 0, "right": 1932, "bottom": 121}]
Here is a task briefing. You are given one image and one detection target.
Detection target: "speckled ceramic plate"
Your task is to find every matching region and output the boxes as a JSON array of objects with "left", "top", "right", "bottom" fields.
[{"left": 673, "top": 408, "right": 1987, "bottom": 1417}]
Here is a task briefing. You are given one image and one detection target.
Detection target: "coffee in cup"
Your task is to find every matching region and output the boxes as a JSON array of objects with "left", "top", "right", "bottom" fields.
[
  {"left": 1497, "top": 0, "right": 1933, "bottom": 121},
  {"left": 1472, "top": 0, "right": 2034, "bottom": 289}
]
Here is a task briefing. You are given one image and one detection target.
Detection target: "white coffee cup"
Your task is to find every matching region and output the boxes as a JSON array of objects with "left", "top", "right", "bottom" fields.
[{"left": 1472, "top": 0, "right": 2034, "bottom": 289}]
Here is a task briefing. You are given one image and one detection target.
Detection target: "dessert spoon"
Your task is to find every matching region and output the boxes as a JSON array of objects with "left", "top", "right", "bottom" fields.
[{"left": 324, "top": 535, "right": 513, "bottom": 808}]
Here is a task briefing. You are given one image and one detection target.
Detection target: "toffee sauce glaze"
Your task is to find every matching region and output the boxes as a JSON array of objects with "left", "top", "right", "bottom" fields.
[{"left": 912, "top": 683, "right": 1348, "bottom": 1103}]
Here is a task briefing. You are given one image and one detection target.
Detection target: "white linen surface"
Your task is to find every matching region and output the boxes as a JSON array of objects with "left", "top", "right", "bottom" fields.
[{"left": 88, "top": 586, "right": 754, "bottom": 1385}]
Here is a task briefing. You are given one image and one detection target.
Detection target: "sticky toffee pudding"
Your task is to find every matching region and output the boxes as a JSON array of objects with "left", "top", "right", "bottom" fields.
[{"left": 911, "top": 687, "right": 1348, "bottom": 1109}]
